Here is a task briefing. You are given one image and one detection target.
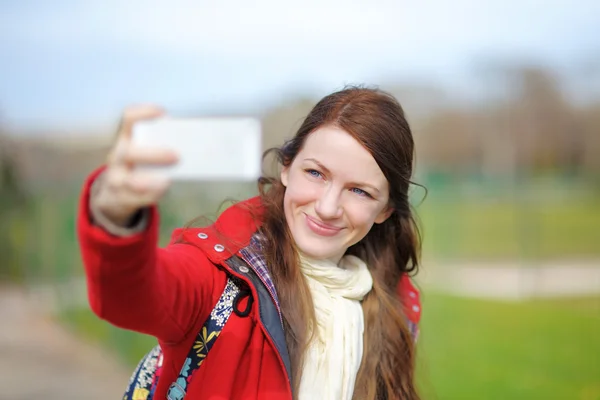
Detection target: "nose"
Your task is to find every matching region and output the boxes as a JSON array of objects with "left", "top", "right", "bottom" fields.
[{"left": 315, "top": 186, "right": 343, "bottom": 220}]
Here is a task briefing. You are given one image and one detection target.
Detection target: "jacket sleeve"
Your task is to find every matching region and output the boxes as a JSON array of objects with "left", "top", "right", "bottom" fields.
[{"left": 76, "top": 167, "right": 219, "bottom": 344}]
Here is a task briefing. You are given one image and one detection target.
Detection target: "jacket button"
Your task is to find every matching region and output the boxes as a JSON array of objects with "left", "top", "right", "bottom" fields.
[
  {"left": 197, "top": 232, "right": 208, "bottom": 239},
  {"left": 239, "top": 266, "right": 250, "bottom": 273},
  {"left": 214, "top": 244, "right": 225, "bottom": 252}
]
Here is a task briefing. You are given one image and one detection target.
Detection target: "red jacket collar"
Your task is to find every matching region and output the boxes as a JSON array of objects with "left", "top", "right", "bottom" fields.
[{"left": 172, "top": 196, "right": 264, "bottom": 264}]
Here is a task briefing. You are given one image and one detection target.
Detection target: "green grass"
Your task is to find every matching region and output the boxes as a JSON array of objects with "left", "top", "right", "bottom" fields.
[
  {"left": 417, "top": 294, "right": 600, "bottom": 400},
  {"left": 60, "top": 294, "right": 600, "bottom": 400},
  {"left": 416, "top": 197, "right": 600, "bottom": 261},
  {"left": 59, "top": 310, "right": 157, "bottom": 367}
]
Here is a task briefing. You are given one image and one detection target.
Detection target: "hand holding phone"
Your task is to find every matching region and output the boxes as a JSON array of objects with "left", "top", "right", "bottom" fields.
[
  {"left": 91, "top": 106, "right": 178, "bottom": 227},
  {"left": 92, "top": 106, "right": 263, "bottom": 227}
]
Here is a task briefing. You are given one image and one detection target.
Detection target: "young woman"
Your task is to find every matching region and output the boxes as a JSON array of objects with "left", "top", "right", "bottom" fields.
[{"left": 77, "top": 86, "right": 423, "bottom": 400}]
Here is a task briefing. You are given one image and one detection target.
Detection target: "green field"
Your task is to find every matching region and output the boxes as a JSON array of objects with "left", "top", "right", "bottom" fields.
[
  {"left": 416, "top": 197, "right": 600, "bottom": 261},
  {"left": 417, "top": 294, "right": 600, "bottom": 400},
  {"left": 60, "top": 293, "right": 600, "bottom": 400}
]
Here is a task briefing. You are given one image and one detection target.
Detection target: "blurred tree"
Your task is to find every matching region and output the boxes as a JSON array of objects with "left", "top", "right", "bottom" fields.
[
  {"left": 579, "top": 102, "right": 600, "bottom": 174},
  {"left": 414, "top": 63, "right": 597, "bottom": 178},
  {"left": 418, "top": 109, "right": 480, "bottom": 173},
  {"left": 511, "top": 67, "right": 581, "bottom": 173},
  {"left": 260, "top": 97, "right": 314, "bottom": 175},
  {"left": 0, "top": 129, "right": 28, "bottom": 282}
]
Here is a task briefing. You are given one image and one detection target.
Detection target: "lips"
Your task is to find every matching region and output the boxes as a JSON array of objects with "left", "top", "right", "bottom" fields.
[{"left": 304, "top": 213, "right": 343, "bottom": 237}]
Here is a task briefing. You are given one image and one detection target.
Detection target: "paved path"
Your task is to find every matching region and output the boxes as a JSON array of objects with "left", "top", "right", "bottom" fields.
[
  {"left": 417, "top": 259, "right": 600, "bottom": 300},
  {"left": 0, "top": 286, "right": 130, "bottom": 400}
]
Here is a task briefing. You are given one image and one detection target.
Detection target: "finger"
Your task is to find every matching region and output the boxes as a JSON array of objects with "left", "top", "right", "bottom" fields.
[
  {"left": 116, "top": 105, "right": 165, "bottom": 140},
  {"left": 122, "top": 146, "right": 179, "bottom": 166},
  {"left": 126, "top": 171, "right": 172, "bottom": 194},
  {"left": 107, "top": 137, "right": 130, "bottom": 166},
  {"left": 103, "top": 164, "right": 130, "bottom": 190}
]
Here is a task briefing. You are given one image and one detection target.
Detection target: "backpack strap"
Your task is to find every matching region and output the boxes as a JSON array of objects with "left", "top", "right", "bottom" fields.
[
  {"left": 166, "top": 276, "right": 242, "bottom": 400},
  {"left": 122, "top": 344, "right": 163, "bottom": 400}
]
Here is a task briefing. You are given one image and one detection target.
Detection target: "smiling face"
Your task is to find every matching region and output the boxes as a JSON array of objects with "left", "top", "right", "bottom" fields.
[{"left": 281, "top": 125, "right": 393, "bottom": 263}]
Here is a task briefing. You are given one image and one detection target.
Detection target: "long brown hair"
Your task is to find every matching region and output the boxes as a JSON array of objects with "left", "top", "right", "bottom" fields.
[{"left": 258, "top": 86, "right": 421, "bottom": 399}]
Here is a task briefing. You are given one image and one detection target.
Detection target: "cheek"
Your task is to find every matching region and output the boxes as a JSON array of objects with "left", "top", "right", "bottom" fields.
[
  {"left": 345, "top": 203, "right": 381, "bottom": 232},
  {"left": 285, "top": 171, "right": 320, "bottom": 206}
]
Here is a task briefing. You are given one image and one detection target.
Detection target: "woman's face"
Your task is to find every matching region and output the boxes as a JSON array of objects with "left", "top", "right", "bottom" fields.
[{"left": 281, "top": 125, "right": 392, "bottom": 263}]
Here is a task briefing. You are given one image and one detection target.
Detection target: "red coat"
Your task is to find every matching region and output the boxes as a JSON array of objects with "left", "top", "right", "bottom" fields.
[{"left": 77, "top": 167, "right": 422, "bottom": 400}]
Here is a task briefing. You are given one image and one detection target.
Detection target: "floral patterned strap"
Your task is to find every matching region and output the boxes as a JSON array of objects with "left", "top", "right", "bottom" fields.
[
  {"left": 166, "top": 277, "right": 241, "bottom": 400},
  {"left": 123, "top": 345, "right": 163, "bottom": 400}
]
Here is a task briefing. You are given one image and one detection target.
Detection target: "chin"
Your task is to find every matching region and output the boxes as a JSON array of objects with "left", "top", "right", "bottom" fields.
[{"left": 294, "top": 235, "right": 343, "bottom": 261}]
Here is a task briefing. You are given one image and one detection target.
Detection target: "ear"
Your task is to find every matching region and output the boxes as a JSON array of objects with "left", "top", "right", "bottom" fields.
[
  {"left": 374, "top": 205, "right": 394, "bottom": 224},
  {"left": 280, "top": 165, "right": 289, "bottom": 187}
]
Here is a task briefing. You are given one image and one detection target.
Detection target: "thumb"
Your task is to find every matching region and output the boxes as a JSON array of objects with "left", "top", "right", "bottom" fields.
[{"left": 115, "top": 105, "right": 165, "bottom": 141}]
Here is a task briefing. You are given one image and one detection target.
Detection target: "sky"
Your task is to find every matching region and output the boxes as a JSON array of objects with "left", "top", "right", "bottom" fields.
[{"left": 0, "top": 0, "right": 599, "bottom": 133}]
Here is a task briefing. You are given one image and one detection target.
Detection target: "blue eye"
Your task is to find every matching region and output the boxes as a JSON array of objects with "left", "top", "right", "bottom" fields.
[
  {"left": 306, "top": 169, "right": 322, "bottom": 178},
  {"left": 351, "top": 188, "right": 372, "bottom": 198}
]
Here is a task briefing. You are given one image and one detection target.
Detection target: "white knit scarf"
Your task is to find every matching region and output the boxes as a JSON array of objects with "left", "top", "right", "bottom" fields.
[{"left": 297, "top": 253, "right": 374, "bottom": 400}]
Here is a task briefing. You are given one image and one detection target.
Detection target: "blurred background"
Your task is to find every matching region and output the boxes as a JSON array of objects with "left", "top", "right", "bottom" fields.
[{"left": 0, "top": 0, "right": 599, "bottom": 399}]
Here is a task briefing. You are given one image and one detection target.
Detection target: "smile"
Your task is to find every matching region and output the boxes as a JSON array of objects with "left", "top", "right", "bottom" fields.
[{"left": 304, "top": 213, "right": 343, "bottom": 237}]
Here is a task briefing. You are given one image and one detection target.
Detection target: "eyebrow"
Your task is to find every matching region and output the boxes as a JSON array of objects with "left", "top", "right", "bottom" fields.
[{"left": 303, "top": 157, "right": 381, "bottom": 194}]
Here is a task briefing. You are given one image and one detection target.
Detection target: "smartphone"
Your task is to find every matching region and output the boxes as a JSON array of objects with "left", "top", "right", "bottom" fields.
[{"left": 131, "top": 117, "right": 262, "bottom": 181}]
